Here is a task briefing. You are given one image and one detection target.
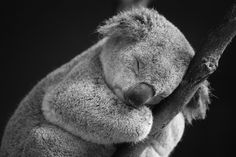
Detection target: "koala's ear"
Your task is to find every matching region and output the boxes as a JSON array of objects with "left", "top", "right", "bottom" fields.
[
  {"left": 183, "top": 80, "right": 211, "bottom": 123},
  {"left": 97, "top": 7, "right": 154, "bottom": 41}
]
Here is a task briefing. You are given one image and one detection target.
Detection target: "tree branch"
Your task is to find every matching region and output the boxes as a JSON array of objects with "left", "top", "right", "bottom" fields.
[{"left": 112, "top": 3, "right": 236, "bottom": 157}]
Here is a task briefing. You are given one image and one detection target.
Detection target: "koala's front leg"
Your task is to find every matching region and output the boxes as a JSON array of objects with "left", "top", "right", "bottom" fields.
[
  {"left": 114, "top": 113, "right": 184, "bottom": 157},
  {"left": 22, "top": 124, "right": 114, "bottom": 157}
]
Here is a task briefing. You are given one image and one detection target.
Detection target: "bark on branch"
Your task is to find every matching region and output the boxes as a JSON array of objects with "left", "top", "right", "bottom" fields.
[{"left": 112, "top": 3, "right": 236, "bottom": 157}]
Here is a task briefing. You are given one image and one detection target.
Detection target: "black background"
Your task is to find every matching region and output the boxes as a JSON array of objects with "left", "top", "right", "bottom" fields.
[{"left": 1, "top": 0, "right": 235, "bottom": 156}]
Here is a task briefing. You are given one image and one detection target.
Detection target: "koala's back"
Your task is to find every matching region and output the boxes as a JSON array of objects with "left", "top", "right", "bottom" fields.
[{"left": 0, "top": 39, "right": 110, "bottom": 156}]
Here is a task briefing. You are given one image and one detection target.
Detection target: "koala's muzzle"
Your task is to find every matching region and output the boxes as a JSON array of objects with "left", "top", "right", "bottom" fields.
[{"left": 124, "top": 83, "right": 155, "bottom": 108}]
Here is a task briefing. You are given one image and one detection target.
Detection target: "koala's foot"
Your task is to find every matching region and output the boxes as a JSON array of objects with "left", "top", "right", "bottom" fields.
[{"left": 22, "top": 124, "right": 115, "bottom": 157}]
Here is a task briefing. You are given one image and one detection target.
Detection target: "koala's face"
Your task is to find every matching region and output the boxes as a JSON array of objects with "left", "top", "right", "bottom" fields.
[
  {"left": 97, "top": 8, "right": 195, "bottom": 143},
  {"left": 99, "top": 33, "right": 194, "bottom": 143},
  {"left": 101, "top": 36, "right": 194, "bottom": 108}
]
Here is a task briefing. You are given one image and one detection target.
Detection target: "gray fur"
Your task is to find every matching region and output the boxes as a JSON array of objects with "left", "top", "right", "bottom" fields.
[{"left": 0, "top": 7, "right": 210, "bottom": 157}]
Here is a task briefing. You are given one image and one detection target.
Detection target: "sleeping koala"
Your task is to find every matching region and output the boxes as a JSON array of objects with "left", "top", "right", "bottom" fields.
[{"left": 0, "top": 7, "right": 210, "bottom": 157}]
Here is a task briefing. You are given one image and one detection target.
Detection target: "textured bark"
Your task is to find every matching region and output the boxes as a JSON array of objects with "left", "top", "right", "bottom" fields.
[{"left": 112, "top": 3, "right": 236, "bottom": 157}]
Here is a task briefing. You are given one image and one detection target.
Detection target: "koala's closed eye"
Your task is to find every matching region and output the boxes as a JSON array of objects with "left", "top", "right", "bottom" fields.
[{"left": 133, "top": 56, "right": 145, "bottom": 76}]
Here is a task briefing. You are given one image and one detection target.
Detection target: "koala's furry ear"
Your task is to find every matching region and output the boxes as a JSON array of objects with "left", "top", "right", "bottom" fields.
[
  {"left": 97, "top": 7, "right": 157, "bottom": 41},
  {"left": 183, "top": 80, "right": 211, "bottom": 123}
]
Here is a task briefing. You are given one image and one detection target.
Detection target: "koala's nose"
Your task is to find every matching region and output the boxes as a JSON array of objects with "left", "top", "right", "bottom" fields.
[{"left": 124, "top": 83, "right": 155, "bottom": 107}]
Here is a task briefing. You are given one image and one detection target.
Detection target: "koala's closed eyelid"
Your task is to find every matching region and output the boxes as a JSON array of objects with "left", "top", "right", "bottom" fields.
[
  {"left": 135, "top": 56, "right": 145, "bottom": 68},
  {"left": 132, "top": 57, "right": 139, "bottom": 76},
  {"left": 133, "top": 56, "right": 145, "bottom": 76}
]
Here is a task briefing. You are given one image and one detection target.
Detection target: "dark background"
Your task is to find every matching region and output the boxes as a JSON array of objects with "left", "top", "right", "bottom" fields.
[{"left": 1, "top": 0, "right": 235, "bottom": 156}]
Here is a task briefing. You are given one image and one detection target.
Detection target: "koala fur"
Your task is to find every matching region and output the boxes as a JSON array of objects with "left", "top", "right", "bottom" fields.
[{"left": 0, "top": 7, "right": 210, "bottom": 157}]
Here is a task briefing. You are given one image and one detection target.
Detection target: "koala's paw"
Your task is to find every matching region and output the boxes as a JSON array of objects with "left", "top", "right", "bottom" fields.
[{"left": 183, "top": 80, "right": 211, "bottom": 123}]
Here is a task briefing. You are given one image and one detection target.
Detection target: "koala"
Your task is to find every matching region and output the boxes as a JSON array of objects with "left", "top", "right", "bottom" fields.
[{"left": 0, "top": 7, "right": 210, "bottom": 157}]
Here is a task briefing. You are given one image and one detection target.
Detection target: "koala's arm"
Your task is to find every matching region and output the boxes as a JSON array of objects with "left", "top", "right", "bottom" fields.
[
  {"left": 21, "top": 116, "right": 182, "bottom": 157},
  {"left": 114, "top": 113, "right": 185, "bottom": 157}
]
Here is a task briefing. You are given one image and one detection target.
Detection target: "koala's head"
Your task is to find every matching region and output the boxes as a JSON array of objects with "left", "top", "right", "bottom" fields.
[
  {"left": 89, "top": 7, "right": 209, "bottom": 144},
  {"left": 99, "top": 8, "right": 194, "bottom": 109}
]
